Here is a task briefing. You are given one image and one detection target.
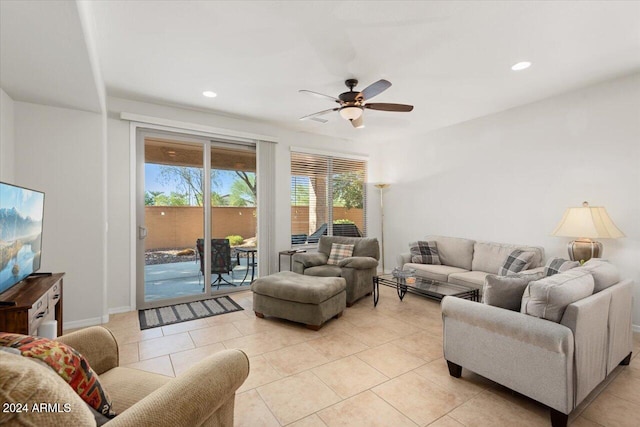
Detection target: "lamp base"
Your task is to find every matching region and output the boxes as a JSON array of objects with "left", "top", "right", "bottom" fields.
[{"left": 567, "top": 239, "right": 602, "bottom": 263}]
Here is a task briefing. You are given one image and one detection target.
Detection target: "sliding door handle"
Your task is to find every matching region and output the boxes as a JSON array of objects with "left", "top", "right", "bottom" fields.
[{"left": 138, "top": 226, "right": 147, "bottom": 240}]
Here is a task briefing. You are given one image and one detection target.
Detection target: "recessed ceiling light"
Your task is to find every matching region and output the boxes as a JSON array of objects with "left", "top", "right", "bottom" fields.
[
  {"left": 202, "top": 91, "right": 217, "bottom": 98},
  {"left": 511, "top": 61, "right": 532, "bottom": 71}
]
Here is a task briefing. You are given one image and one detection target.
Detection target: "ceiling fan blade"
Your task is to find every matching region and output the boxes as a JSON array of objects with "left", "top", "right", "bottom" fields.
[
  {"left": 299, "top": 90, "right": 341, "bottom": 103},
  {"left": 351, "top": 115, "right": 364, "bottom": 129},
  {"left": 364, "top": 103, "right": 414, "bottom": 112},
  {"left": 299, "top": 107, "right": 339, "bottom": 121},
  {"left": 360, "top": 79, "right": 392, "bottom": 101}
]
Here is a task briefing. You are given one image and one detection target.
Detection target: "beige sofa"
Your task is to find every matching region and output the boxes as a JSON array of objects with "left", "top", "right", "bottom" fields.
[
  {"left": 442, "top": 268, "right": 634, "bottom": 427},
  {"left": 396, "top": 235, "right": 544, "bottom": 292},
  {"left": 1, "top": 326, "right": 249, "bottom": 426}
]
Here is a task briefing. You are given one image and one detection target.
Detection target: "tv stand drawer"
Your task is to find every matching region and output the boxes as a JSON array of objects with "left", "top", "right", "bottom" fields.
[{"left": 0, "top": 274, "right": 64, "bottom": 337}]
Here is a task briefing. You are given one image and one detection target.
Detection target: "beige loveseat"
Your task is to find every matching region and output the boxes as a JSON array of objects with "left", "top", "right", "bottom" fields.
[
  {"left": 442, "top": 265, "right": 634, "bottom": 427},
  {"left": 396, "top": 235, "right": 544, "bottom": 292},
  {"left": 0, "top": 326, "right": 249, "bottom": 426}
]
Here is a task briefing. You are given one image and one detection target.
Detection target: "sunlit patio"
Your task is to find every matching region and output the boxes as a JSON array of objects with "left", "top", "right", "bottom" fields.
[{"left": 144, "top": 257, "right": 256, "bottom": 302}]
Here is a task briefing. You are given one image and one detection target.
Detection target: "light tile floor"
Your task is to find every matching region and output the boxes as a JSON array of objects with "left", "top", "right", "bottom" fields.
[{"left": 87, "top": 286, "right": 640, "bottom": 427}]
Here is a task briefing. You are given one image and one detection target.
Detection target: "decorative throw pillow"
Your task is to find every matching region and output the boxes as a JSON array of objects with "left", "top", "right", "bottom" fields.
[
  {"left": 0, "top": 333, "right": 116, "bottom": 418},
  {"left": 544, "top": 257, "right": 579, "bottom": 277},
  {"left": 521, "top": 269, "right": 595, "bottom": 323},
  {"left": 483, "top": 271, "right": 544, "bottom": 311},
  {"left": 497, "top": 250, "right": 535, "bottom": 276},
  {"left": 409, "top": 241, "right": 441, "bottom": 265},
  {"left": 327, "top": 243, "right": 354, "bottom": 265},
  {"left": 573, "top": 259, "right": 620, "bottom": 292}
]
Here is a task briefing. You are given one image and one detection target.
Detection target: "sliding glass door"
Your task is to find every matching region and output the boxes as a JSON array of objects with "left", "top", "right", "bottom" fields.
[{"left": 136, "top": 130, "right": 257, "bottom": 309}]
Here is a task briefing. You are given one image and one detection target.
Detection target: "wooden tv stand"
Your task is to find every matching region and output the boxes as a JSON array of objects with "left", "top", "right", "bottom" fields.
[{"left": 0, "top": 273, "right": 64, "bottom": 336}]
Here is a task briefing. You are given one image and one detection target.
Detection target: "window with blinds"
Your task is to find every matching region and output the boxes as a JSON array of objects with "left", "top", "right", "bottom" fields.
[{"left": 291, "top": 151, "right": 367, "bottom": 246}]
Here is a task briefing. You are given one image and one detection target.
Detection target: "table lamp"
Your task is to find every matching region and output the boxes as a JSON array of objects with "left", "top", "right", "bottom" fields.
[{"left": 551, "top": 201, "right": 624, "bottom": 262}]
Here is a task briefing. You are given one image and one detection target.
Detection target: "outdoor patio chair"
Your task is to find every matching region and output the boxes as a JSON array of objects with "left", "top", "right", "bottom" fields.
[
  {"left": 306, "top": 223, "right": 363, "bottom": 243},
  {"left": 196, "top": 238, "right": 239, "bottom": 290}
]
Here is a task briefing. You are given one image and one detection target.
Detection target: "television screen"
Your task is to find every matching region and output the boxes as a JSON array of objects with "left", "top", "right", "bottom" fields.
[{"left": 0, "top": 182, "right": 45, "bottom": 294}]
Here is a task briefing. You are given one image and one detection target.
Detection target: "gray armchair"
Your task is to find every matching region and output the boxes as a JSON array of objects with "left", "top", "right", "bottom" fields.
[{"left": 292, "top": 236, "right": 379, "bottom": 306}]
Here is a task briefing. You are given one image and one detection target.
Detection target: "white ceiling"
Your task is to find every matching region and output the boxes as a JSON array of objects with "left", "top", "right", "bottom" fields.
[
  {"left": 0, "top": 0, "right": 102, "bottom": 113},
  {"left": 2, "top": 1, "right": 640, "bottom": 143}
]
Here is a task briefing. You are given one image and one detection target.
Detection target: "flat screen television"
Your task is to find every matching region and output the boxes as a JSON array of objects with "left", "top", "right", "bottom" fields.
[{"left": 0, "top": 182, "right": 45, "bottom": 294}]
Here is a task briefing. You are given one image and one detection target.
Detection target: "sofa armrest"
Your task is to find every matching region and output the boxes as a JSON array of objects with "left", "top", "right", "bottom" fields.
[
  {"left": 292, "top": 252, "right": 329, "bottom": 268},
  {"left": 56, "top": 326, "right": 118, "bottom": 375},
  {"left": 338, "top": 256, "right": 378, "bottom": 269},
  {"left": 105, "top": 349, "right": 249, "bottom": 427},
  {"left": 521, "top": 266, "right": 544, "bottom": 275},
  {"left": 397, "top": 252, "right": 411, "bottom": 268}
]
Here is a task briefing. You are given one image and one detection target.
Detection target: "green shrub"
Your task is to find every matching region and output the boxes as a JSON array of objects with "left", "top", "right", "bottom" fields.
[
  {"left": 226, "top": 235, "right": 244, "bottom": 246},
  {"left": 334, "top": 219, "right": 355, "bottom": 224}
]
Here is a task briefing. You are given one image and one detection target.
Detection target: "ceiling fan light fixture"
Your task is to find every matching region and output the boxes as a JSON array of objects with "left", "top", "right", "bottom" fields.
[{"left": 339, "top": 106, "right": 363, "bottom": 121}]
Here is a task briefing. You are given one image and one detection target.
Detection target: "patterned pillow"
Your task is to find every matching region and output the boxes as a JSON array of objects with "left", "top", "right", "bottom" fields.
[
  {"left": 498, "top": 250, "right": 534, "bottom": 276},
  {"left": 409, "top": 241, "right": 441, "bottom": 265},
  {"left": 0, "top": 333, "right": 116, "bottom": 418},
  {"left": 327, "top": 243, "right": 355, "bottom": 265},
  {"left": 544, "top": 257, "right": 579, "bottom": 277}
]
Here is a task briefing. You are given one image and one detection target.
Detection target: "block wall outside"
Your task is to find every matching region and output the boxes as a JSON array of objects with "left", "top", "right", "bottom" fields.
[{"left": 145, "top": 206, "right": 364, "bottom": 250}]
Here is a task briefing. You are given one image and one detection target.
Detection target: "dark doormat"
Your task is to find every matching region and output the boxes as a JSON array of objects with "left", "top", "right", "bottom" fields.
[{"left": 138, "top": 296, "right": 243, "bottom": 330}]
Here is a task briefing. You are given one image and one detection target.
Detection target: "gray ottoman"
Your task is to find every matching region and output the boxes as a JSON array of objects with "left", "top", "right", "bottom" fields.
[{"left": 250, "top": 271, "right": 346, "bottom": 330}]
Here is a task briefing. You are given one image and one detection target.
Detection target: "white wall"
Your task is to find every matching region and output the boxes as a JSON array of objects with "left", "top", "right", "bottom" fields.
[
  {"left": 106, "top": 97, "right": 375, "bottom": 310},
  {"left": 13, "top": 101, "right": 106, "bottom": 327},
  {"left": 0, "top": 88, "right": 15, "bottom": 181},
  {"left": 373, "top": 73, "right": 640, "bottom": 328}
]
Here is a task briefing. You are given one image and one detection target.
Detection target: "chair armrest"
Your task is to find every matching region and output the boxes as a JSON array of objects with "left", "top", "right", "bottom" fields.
[
  {"left": 105, "top": 349, "right": 249, "bottom": 427},
  {"left": 442, "top": 297, "right": 573, "bottom": 354},
  {"left": 56, "top": 326, "right": 118, "bottom": 375},
  {"left": 338, "top": 256, "right": 378, "bottom": 269},
  {"left": 397, "top": 252, "right": 411, "bottom": 267},
  {"left": 292, "top": 252, "right": 329, "bottom": 268}
]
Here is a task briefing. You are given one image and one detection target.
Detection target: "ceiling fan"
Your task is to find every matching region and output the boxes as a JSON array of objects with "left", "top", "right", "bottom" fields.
[{"left": 299, "top": 78, "right": 414, "bottom": 128}]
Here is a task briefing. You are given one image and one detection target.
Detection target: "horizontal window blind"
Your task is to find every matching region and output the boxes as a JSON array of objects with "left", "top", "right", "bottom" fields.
[{"left": 291, "top": 151, "right": 367, "bottom": 246}]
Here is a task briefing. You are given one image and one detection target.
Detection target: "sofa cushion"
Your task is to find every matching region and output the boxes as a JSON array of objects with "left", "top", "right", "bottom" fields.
[
  {"left": 521, "top": 269, "right": 595, "bottom": 322},
  {"left": 573, "top": 259, "right": 620, "bottom": 292},
  {"left": 448, "top": 271, "right": 489, "bottom": 290},
  {"left": 0, "top": 332, "right": 115, "bottom": 417},
  {"left": 409, "top": 241, "right": 441, "bottom": 265},
  {"left": 544, "top": 257, "right": 579, "bottom": 277},
  {"left": 318, "top": 236, "right": 379, "bottom": 259},
  {"left": 327, "top": 243, "right": 354, "bottom": 265},
  {"left": 472, "top": 241, "right": 544, "bottom": 274},
  {"left": 304, "top": 265, "right": 342, "bottom": 277},
  {"left": 99, "top": 367, "right": 171, "bottom": 413},
  {"left": 425, "top": 235, "right": 475, "bottom": 270},
  {"left": 497, "top": 250, "right": 535, "bottom": 276},
  {"left": 483, "top": 271, "right": 544, "bottom": 311},
  {"left": 404, "top": 263, "right": 468, "bottom": 282},
  {"left": 0, "top": 352, "right": 96, "bottom": 426}
]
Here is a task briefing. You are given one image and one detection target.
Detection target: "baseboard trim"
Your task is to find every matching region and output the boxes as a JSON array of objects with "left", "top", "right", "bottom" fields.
[
  {"left": 633, "top": 324, "right": 640, "bottom": 333},
  {"left": 109, "top": 306, "right": 132, "bottom": 315},
  {"left": 63, "top": 316, "right": 104, "bottom": 331}
]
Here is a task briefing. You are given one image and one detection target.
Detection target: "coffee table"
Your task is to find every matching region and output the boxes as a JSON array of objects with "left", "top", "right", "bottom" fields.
[{"left": 373, "top": 274, "right": 479, "bottom": 306}]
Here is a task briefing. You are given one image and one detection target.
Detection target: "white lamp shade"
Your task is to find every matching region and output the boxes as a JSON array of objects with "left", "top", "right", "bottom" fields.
[
  {"left": 339, "top": 106, "right": 363, "bottom": 120},
  {"left": 551, "top": 205, "right": 624, "bottom": 239}
]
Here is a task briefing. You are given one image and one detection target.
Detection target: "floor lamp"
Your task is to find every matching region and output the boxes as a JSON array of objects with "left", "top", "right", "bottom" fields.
[{"left": 374, "top": 183, "right": 390, "bottom": 273}]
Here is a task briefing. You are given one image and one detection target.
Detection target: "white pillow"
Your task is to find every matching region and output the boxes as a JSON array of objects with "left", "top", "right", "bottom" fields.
[
  {"left": 573, "top": 259, "right": 620, "bottom": 292},
  {"left": 521, "top": 269, "right": 594, "bottom": 322}
]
